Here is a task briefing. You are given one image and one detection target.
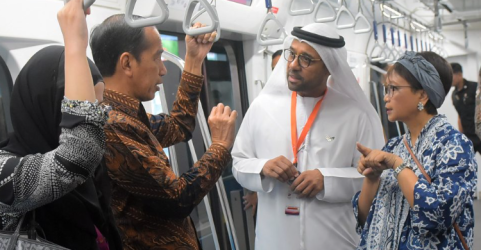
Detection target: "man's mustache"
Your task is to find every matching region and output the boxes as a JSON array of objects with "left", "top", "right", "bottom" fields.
[{"left": 287, "top": 71, "right": 302, "bottom": 80}]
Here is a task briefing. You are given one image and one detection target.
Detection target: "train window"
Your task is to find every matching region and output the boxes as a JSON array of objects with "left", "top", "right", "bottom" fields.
[{"left": 0, "top": 55, "right": 13, "bottom": 141}]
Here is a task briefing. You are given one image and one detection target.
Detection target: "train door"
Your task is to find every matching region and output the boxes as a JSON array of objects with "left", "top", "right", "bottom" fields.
[{"left": 145, "top": 31, "right": 251, "bottom": 250}]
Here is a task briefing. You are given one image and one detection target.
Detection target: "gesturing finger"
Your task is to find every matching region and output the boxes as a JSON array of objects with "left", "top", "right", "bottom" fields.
[{"left": 356, "top": 142, "right": 372, "bottom": 157}]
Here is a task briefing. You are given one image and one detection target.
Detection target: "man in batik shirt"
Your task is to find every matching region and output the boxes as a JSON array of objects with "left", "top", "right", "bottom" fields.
[{"left": 90, "top": 15, "right": 237, "bottom": 249}]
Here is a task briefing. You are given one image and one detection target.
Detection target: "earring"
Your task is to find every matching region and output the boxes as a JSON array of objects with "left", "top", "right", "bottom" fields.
[{"left": 418, "top": 102, "right": 424, "bottom": 111}]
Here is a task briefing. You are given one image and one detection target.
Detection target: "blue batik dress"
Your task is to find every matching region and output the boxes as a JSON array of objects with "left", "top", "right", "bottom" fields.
[{"left": 352, "top": 115, "right": 477, "bottom": 249}]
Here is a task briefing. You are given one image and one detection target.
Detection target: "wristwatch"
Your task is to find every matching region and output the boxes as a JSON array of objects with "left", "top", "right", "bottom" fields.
[{"left": 393, "top": 161, "right": 413, "bottom": 178}]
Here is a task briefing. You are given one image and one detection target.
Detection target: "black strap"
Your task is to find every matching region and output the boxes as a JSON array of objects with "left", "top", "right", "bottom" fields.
[{"left": 291, "top": 27, "right": 345, "bottom": 48}]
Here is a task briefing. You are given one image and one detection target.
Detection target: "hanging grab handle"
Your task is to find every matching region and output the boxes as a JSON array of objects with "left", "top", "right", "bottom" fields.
[
  {"left": 398, "top": 30, "right": 402, "bottom": 47},
  {"left": 390, "top": 27, "right": 395, "bottom": 46},
  {"left": 369, "top": 20, "right": 385, "bottom": 62},
  {"left": 124, "top": 0, "right": 169, "bottom": 28},
  {"left": 187, "top": 7, "right": 221, "bottom": 42},
  {"left": 183, "top": 0, "right": 219, "bottom": 36},
  {"left": 64, "top": 0, "right": 95, "bottom": 11},
  {"left": 289, "top": 0, "right": 315, "bottom": 16},
  {"left": 313, "top": 0, "right": 337, "bottom": 23},
  {"left": 404, "top": 33, "right": 408, "bottom": 49},
  {"left": 354, "top": 12, "right": 371, "bottom": 34},
  {"left": 354, "top": 0, "right": 371, "bottom": 34},
  {"left": 336, "top": 3, "right": 355, "bottom": 29},
  {"left": 256, "top": 12, "right": 287, "bottom": 46},
  {"left": 410, "top": 35, "right": 414, "bottom": 51},
  {"left": 382, "top": 24, "right": 387, "bottom": 43}
]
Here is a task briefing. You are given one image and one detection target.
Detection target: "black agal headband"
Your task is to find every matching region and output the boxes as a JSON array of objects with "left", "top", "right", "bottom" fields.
[{"left": 291, "top": 27, "right": 345, "bottom": 48}]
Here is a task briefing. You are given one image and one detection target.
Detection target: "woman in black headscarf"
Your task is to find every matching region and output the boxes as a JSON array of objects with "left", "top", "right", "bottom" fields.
[{"left": 0, "top": 2, "right": 122, "bottom": 248}]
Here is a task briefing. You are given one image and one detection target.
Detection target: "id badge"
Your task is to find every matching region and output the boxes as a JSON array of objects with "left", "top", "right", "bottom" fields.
[{"left": 285, "top": 206, "right": 300, "bottom": 215}]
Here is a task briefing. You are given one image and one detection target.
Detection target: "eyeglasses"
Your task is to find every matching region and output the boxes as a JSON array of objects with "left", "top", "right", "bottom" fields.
[
  {"left": 383, "top": 84, "right": 414, "bottom": 97},
  {"left": 283, "top": 49, "right": 322, "bottom": 68}
]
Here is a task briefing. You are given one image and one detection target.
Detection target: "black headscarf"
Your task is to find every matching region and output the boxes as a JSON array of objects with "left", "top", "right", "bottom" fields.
[
  {"left": 1, "top": 45, "right": 102, "bottom": 155},
  {"left": 0, "top": 46, "right": 121, "bottom": 250}
]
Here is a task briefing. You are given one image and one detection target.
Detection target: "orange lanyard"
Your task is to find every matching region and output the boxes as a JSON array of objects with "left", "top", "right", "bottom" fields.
[{"left": 290, "top": 90, "right": 327, "bottom": 165}]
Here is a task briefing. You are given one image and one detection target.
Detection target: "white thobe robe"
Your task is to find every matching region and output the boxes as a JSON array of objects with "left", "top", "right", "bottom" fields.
[{"left": 232, "top": 87, "right": 381, "bottom": 250}]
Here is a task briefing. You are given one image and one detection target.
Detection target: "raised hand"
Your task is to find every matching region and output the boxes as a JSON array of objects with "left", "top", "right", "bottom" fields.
[
  {"left": 58, "top": 0, "right": 90, "bottom": 50},
  {"left": 184, "top": 23, "right": 217, "bottom": 75},
  {"left": 58, "top": 0, "right": 96, "bottom": 102},
  {"left": 208, "top": 103, "right": 237, "bottom": 150},
  {"left": 185, "top": 23, "right": 217, "bottom": 58}
]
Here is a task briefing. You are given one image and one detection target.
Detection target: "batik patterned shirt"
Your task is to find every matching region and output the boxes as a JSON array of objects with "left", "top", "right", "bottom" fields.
[
  {"left": 0, "top": 99, "right": 108, "bottom": 230},
  {"left": 353, "top": 115, "right": 477, "bottom": 250},
  {"left": 102, "top": 71, "right": 231, "bottom": 250}
]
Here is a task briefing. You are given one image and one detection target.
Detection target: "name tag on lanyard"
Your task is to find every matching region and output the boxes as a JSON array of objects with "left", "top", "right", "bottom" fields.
[{"left": 285, "top": 90, "right": 327, "bottom": 216}]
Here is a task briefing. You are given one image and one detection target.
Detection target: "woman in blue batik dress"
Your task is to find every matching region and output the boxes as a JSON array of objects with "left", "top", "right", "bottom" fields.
[{"left": 353, "top": 51, "right": 477, "bottom": 250}]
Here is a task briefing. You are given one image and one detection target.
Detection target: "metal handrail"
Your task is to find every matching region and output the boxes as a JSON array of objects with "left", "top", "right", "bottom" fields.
[
  {"left": 64, "top": 0, "right": 95, "bottom": 11},
  {"left": 289, "top": 0, "right": 315, "bottom": 16},
  {"left": 160, "top": 51, "right": 221, "bottom": 250},
  {"left": 313, "top": 0, "right": 336, "bottom": 23},
  {"left": 336, "top": 0, "right": 355, "bottom": 29},
  {"left": 183, "top": 0, "right": 219, "bottom": 37},
  {"left": 354, "top": 0, "right": 371, "bottom": 34},
  {"left": 124, "top": 0, "right": 169, "bottom": 28}
]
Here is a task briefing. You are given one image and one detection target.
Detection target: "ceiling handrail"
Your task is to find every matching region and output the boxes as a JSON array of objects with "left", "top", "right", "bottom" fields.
[{"left": 335, "top": 0, "right": 355, "bottom": 29}]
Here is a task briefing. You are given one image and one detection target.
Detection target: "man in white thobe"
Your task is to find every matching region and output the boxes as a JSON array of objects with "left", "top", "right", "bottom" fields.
[{"left": 232, "top": 24, "right": 385, "bottom": 250}]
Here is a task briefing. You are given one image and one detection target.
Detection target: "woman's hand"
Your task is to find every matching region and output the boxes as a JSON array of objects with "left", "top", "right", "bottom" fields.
[
  {"left": 357, "top": 143, "right": 402, "bottom": 180},
  {"left": 58, "top": 0, "right": 96, "bottom": 102},
  {"left": 57, "top": 0, "right": 90, "bottom": 51}
]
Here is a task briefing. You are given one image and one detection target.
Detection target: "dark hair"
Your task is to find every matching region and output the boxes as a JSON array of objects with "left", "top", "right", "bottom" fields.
[
  {"left": 90, "top": 14, "right": 150, "bottom": 77},
  {"left": 450, "top": 62, "right": 462, "bottom": 74},
  {"left": 387, "top": 51, "right": 452, "bottom": 115},
  {"left": 272, "top": 50, "right": 283, "bottom": 60}
]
